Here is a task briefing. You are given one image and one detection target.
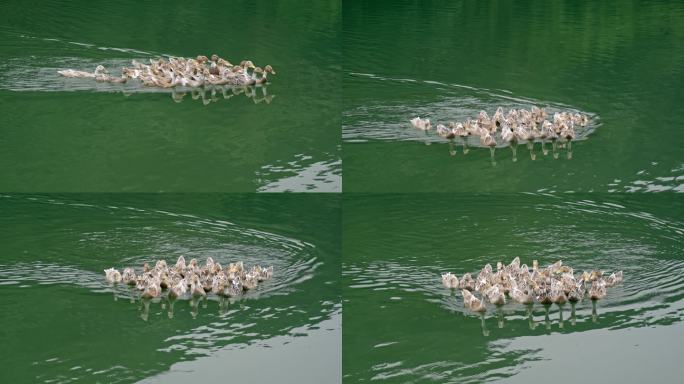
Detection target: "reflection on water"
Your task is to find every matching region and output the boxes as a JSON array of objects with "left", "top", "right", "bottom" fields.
[
  {"left": 0, "top": 194, "right": 339, "bottom": 383},
  {"left": 343, "top": 193, "right": 683, "bottom": 383}
]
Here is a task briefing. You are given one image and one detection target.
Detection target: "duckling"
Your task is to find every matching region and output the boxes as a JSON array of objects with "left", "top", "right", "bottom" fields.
[
  {"left": 441, "top": 272, "right": 459, "bottom": 289},
  {"left": 174, "top": 255, "right": 186, "bottom": 274},
  {"left": 510, "top": 284, "right": 534, "bottom": 305},
  {"left": 500, "top": 123, "right": 518, "bottom": 161},
  {"left": 104, "top": 268, "right": 122, "bottom": 283},
  {"left": 550, "top": 285, "right": 567, "bottom": 305},
  {"left": 141, "top": 277, "right": 162, "bottom": 299},
  {"left": 190, "top": 274, "right": 207, "bottom": 297},
  {"left": 168, "top": 277, "right": 187, "bottom": 299},
  {"left": 435, "top": 124, "right": 454, "bottom": 139},
  {"left": 410, "top": 117, "right": 431, "bottom": 132},
  {"left": 567, "top": 283, "right": 585, "bottom": 302},
  {"left": 255, "top": 65, "right": 276, "bottom": 84},
  {"left": 243, "top": 272, "right": 259, "bottom": 290},
  {"left": 211, "top": 273, "right": 227, "bottom": 295},
  {"left": 60, "top": 65, "right": 108, "bottom": 78},
  {"left": 227, "top": 276, "right": 243, "bottom": 297},
  {"left": 589, "top": 280, "right": 607, "bottom": 300},
  {"left": 605, "top": 271, "right": 623, "bottom": 287},
  {"left": 486, "top": 285, "right": 506, "bottom": 306},
  {"left": 462, "top": 289, "right": 486, "bottom": 312},
  {"left": 122, "top": 267, "right": 137, "bottom": 285},
  {"left": 258, "top": 266, "right": 273, "bottom": 281},
  {"left": 459, "top": 273, "right": 476, "bottom": 291}
]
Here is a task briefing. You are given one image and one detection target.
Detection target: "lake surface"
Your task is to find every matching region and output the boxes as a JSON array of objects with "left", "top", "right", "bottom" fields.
[
  {"left": 343, "top": 193, "right": 684, "bottom": 383},
  {"left": 0, "top": 194, "right": 341, "bottom": 383},
  {"left": 343, "top": 0, "right": 684, "bottom": 192},
  {"left": 0, "top": 0, "right": 341, "bottom": 192}
]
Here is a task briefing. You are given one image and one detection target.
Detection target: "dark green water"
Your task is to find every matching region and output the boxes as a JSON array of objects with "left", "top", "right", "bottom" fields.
[
  {"left": 343, "top": 193, "right": 684, "bottom": 383},
  {"left": 0, "top": 0, "right": 341, "bottom": 192},
  {"left": 0, "top": 194, "right": 341, "bottom": 383},
  {"left": 343, "top": 0, "right": 684, "bottom": 192}
]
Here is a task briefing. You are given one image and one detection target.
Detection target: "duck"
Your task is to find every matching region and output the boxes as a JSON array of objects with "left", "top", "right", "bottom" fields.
[
  {"left": 605, "top": 271, "right": 623, "bottom": 287},
  {"left": 122, "top": 267, "right": 137, "bottom": 285},
  {"left": 190, "top": 274, "right": 207, "bottom": 297},
  {"left": 254, "top": 65, "right": 276, "bottom": 84},
  {"left": 257, "top": 266, "right": 273, "bottom": 281},
  {"left": 174, "top": 255, "right": 186, "bottom": 274},
  {"left": 141, "top": 277, "right": 162, "bottom": 299},
  {"left": 168, "top": 277, "right": 187, "bottom": 299},
  {"left": 410, "top": 117, "right": 431, "bottom": 132},
  {"left": 227, "top": 276, "right": 243, "bottom": 297},
  {"left": 462, "top": 290, "right": 486, "bottom": 312},
  {"left": 441, "top": 272, "right": 459, "bottom": 288},
  {"left": 104, "top": 268, "right": 122, "bottom": 283},
  {"left": 211, "top": 273, "right": 227, "bottom": 295},
  {"left": 459, "top": 273, "right": 476, "bottom": 291},
  {"left": 243, "top": 272, "right": 259, "bottom": 290},
  {"left": 550, "top": 285, "right": 567, "bottom": 305},
  {"left": 486, "top": 285, "right": 506, "bottom": 306},
  {"left": 589, "top": 280, "right": 607, "bottom": 300},
  {"left": 510, "top": 284, "right": 534, "bottom": 305},
  {"left": 58, "top": 65, "right": 108, "bottom": 79}
]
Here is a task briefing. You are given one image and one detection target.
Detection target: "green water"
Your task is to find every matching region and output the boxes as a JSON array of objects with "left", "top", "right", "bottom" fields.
[
  {"left": 0, "top": 194, "right": 341, "bottom": 383},
  {"left": 343, "top": 0, "right": 684, "bottom": 192},
  {"left": 342, "top": 193, "right": 684, "bottom": 383},
  {"left": 0, "top": 0, "right": 341, "bottom": 192}
]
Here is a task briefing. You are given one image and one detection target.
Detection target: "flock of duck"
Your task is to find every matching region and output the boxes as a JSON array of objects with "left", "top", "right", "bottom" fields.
[
  {"left": 411, "top": 106, "right": 590, "bottom": 162},
  {"left": 104, "top": 255, "right": 273, "bottom": 300},
  {"left": 58, "top": 54, "right": 276, "bottom": 88},
  {"left": 441, "top": 257, "right": 622, "bottom": 332},
  {"left": 57, "top": 54, "right": 277, "bottom": 105}
]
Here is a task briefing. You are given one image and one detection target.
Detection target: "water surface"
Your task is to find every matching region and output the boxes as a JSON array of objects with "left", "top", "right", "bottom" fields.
[
  {"left": 342, "top": 0, "right": 684, "bottom": 192},
  {"left": 343, "top": 193, "right": 684, "bottom": 383},
  {"left": 0, "top": 0, "right": 341, "bottom": 192},
  {"left": 0, "top": 193, "right": 341, "bottom": 383}
]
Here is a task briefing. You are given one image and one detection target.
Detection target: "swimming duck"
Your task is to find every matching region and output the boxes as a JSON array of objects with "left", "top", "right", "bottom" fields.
[
  {"left": 174, "top": 255, "right": 186, "bottom": 274},
  {"left": 410, "top": 117, "right": 432, "bottom": 132},
  {"left": 243, "top": 272, "right": 259, "bottom": 290},
  {"left": 227, "top": 276, "right": 243, "bottom": 297},
  {"left": 459, "top": 273, "right": 476, "bottom": 291},
  {"left": 58, "top": 65, "right": 108, "bottom": 79},
  {"left": 122, "top": 267, "right": 137, "bottom": 285},
  {"left": 441, "top": 272, "right": 459, "bottom": 289},
  {"left": 605, "top": 271, "right": 623, "bottom": 287},
  {"left": 141, "top": 277, "right": 162, "bottom": 299},
  {"left": 168, "top": 277, "right": 187, "bottom": 299},
  {"left": 589, "top": 280, "right": 607, "bottom": 300},
  {"left": 190, "top": 274, "right": 207, "bottom": 297},
  {"left": 486, "top": 285, "right": 506, "bottom": 306},
  {"left": 435, "top": 124, "right": 454, "bottom": 139},
  {"left": 211, "top": 273, "right": 227, "bottom": 295},
  {"left": 462, "top": 289, "right": 486, "bottom": 312},
  {"left": 104, "top": 268, "right": 122, "bottom": 283},
  {"left": 510, "top": 284, "right": 534, "bottom": 305}
]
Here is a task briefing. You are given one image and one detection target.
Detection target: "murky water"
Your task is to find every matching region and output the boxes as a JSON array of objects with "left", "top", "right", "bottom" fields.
[
  {"left": 343, "top": 193, "right": 684, "bottom": 383},
  {"left": 0, "top": 0, "right": 341, "bottom": 192},
  {"left": 0, "top": 194, "right": 341, "bottom": 383}
]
